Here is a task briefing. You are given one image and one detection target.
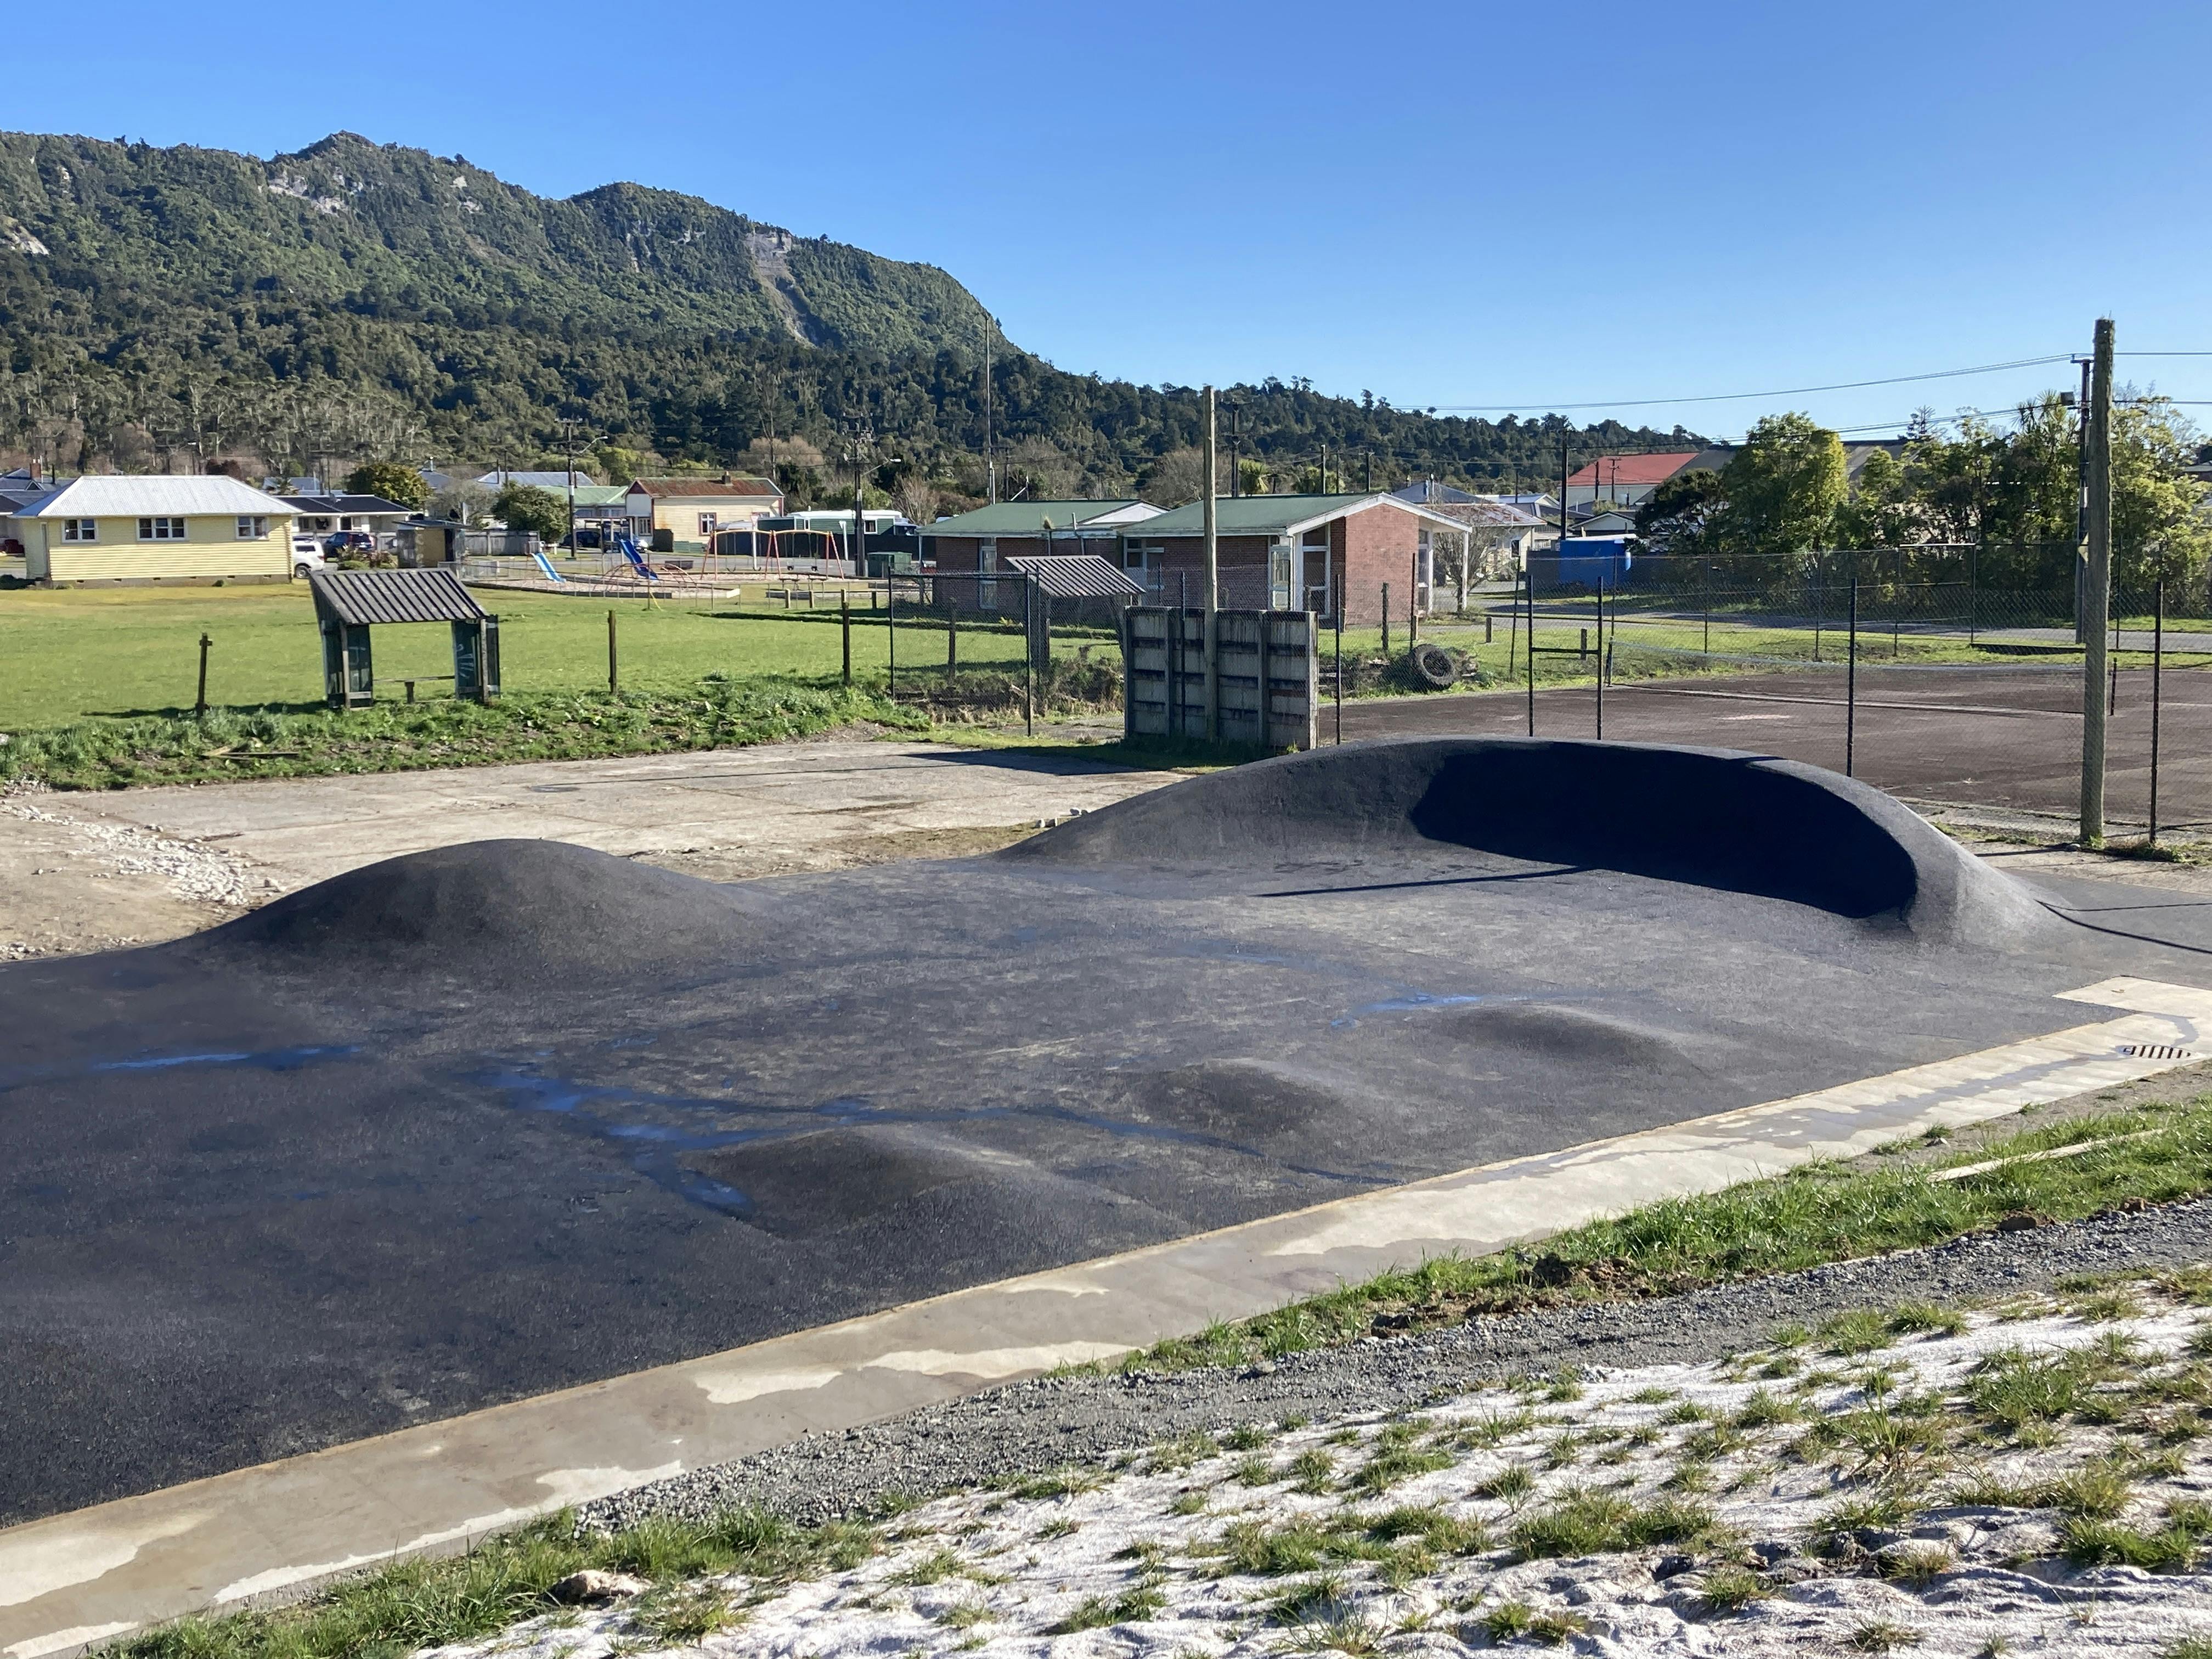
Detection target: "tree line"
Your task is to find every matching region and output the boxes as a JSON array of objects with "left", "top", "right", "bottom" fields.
[{"left": 1633, "top": 397, "right": 2210, "bottom": 594}]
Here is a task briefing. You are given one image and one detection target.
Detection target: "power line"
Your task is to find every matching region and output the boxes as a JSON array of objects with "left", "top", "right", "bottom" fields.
[{"left": 1424, "top": 354, "right": 2078, "bottom": 414}]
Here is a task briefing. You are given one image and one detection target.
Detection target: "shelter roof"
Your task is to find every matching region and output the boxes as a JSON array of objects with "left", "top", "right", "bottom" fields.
[
  {"left": 13, "top": 476, "right": 294, "bottom": 518},
  {"left": 1001, "top": 553, "right": 1144, "bottom": 598},
  {"left": 309, "top": 567, "right": 486, "bottom": 627}
]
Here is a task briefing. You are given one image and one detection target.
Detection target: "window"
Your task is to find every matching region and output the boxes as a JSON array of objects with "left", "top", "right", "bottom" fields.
[
  {"left": 976, "top": 536, "right": 998, "bottom": 607},
  {"left": 697, "top": 512, "right": 718, "bottom": 535},
  {"left": 138, "top": 517, "right": 187, "bottom": 541},
  {"left": 61, "top": 518, "right": 97, "bottom": 543},
  {"left": 236, "top": 516, "right": 268, "bottom": 540},
  {"left": 1124, "top": 539, "right": 1164, "bottom": 593}
]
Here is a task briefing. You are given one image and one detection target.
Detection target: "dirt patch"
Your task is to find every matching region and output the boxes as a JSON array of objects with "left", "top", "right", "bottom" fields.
[
  {"left": 636, "top": 823, "right": 1040, "bottom": 882},
  {"left": 0, "top": 784, "right": 273, "bottom": 960}
]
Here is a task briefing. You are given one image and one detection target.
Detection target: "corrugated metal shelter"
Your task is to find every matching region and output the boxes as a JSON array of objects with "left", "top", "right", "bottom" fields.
[
  {"left": 1002, "top": 553, "right": 1144, "bottom": 599},
  {"left": 307, "top": 569, "right": 499, "bottom": 708}
]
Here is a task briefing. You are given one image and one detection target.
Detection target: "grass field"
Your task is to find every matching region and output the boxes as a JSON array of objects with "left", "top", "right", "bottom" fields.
[{"left": 0, "top": 584, "right": 1071, "bottom": 728}]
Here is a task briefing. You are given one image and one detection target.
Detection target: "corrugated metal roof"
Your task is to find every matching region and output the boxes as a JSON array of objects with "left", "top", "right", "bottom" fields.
[
  {"left": 1133, "top": 492, "right": 1472, "bottom": 538},
  {"left": 1413, "top": 499, "right": 1545, "bottom": 529},
  {"left": 1566, "top": 453, "right": 1700, "bottom": 489},
  {"left": 1002, "top": 554, "right": 1144, "bottom": 599},
  {"left": 15, "top": 475, "right": 296, "bottom": 518},
  {"left": 278, "top": 494, "right": 416, "bottom": 515},
  {"left": 625, "top": 476, "right": 781, "bottom": 499},
  {"left": 923, "top": 500, "right": 1147, "bottom": 537},
  {"left": 309, "top": 568, "right": 486, "bottom": 627}
]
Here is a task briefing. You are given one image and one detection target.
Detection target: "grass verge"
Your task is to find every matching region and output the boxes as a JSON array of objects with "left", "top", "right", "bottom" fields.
[
  {"left": 0, "top": 678, "right": 929, "bottom": 789},
  {"left": 1110, "top": 1093, "right": 2212, "bottom": 1374},
  {"left": 106, "top": 1508, "right": 878, "bottom": 1659}
]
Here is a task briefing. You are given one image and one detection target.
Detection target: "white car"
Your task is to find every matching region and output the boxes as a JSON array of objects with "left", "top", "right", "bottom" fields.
[{"left": 291, "top": 537, "right": 327, "bottom": 579}]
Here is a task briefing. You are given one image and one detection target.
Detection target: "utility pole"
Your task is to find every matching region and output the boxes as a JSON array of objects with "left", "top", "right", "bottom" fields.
[
  {"left": 983, "top": 310, "right": 996, "bottom": 504},
  {"left": 1203, "top": 386, "right": 1220, "bottom": 742},
  {"left": 563, "top": 419, "right": 578, "bottom": 553},
  {"left": 2079, "top": 317, "right": 2115, "bottom": 844},
  {"left": 1229, "top": 402, "right": 1242, "bottom": 498}
]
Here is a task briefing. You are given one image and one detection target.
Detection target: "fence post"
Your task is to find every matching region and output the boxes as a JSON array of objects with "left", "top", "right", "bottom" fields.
[
  {"left": 607, "top": 610, "right": 617, "bottom": 693},
  {"left": 1334, "top": 596, "right": 1344, "bottom": 746},
  {"left": 2151, "top": 579, "right": 2164, "bottom": 844},
  {"left": 195, "top": 633, "right": 211, "bottom": 717},
  {"left": 1526, "top": 561, "right": 1536, "bottom": 737},
  {"left": 1702, "top": 556, "right": 1711, "bottom": 656},
  {"left": 1594, "top": 580, "right": 1604, "bottom": 741},
  {"left": 1023, "top": 575, "right": 1035, "bottom": 738},
  {"left": 888, "top": 577, "right": 898, "bottom": 701},
  {"left": 1381, "top": 582, "right": 1391, "bottom": 656},
  {"left": 840, "top": 594, "right": 851, "bottom": 687},
  {"left": 1968, "top": 543, "right": 1978, "bottom": 647},
  {"left": 947, "top": 605, "right": 958, "bottom": 678},
  {"left": 1846, "top": 574, "right": 1858, "bottom": 778}
]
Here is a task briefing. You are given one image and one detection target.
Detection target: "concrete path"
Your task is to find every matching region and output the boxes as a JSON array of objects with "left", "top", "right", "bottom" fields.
[
  {"left": 0, "top": 740, "right": 1181, "bottom": 957},
  {"left": 4, "top": 974, "right": 2207, "bottom": 1659}
]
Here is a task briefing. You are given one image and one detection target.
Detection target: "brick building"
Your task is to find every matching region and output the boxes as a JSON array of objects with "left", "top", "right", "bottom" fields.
[
  {"left": 921, "top": 499, "right": 1163, "bottom": 577},
  {"left": 1117, "top": 493, "right": 1475, "bottom": 624}
]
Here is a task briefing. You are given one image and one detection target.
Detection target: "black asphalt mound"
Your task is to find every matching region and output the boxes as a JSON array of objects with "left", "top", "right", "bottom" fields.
[
  {"left": 1012, "top": 736, "right": 2053, "bottom": 944},
  {"left": 4, "top": 739, "right": 2206, "bottom": 1526},
  {"left": 202, "top": 838, "right": 760, "bottom": 980}
]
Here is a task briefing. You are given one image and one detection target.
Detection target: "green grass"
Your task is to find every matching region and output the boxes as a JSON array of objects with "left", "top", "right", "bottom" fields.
[
  {"left": 1510, "top": 1489, "right": 1722, "bottom": 1558},
  {"left": 1091, "top": 1099, "right": 2212, "bottom": 1375},
  {"left": 0, "top": 584, "right": 1095, "bottom": 727},
  {"left": 0, "top": 679, "right": 933, "bottom": 789},
  {"left": 105, "top": 1508, "right": 873, "bottom": 1659}
]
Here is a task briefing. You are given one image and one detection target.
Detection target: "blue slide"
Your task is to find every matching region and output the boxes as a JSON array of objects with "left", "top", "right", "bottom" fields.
[
  {"left": 615, "top": 537, "right": 662, "bottom": 581},
  {"left": 530, "top": 549, "right": 566, "bottom": 583}
]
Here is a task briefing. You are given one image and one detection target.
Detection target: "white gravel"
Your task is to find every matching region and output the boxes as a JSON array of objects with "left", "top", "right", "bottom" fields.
[
  {"left": 1, "top": 790, "right": 267, "bottom": 949},
  {"left": 426, "top": 1280, "right": 2212, "bottom": 1658}
]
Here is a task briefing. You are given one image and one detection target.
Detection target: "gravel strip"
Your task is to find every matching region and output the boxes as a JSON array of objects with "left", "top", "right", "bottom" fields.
[{"left": 578, "top": 1191, "right": 2212, "bottom": 1535}]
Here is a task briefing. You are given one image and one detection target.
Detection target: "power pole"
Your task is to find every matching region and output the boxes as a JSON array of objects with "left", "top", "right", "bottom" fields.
[
  {"left": 1203, "top": 386, "right": 1220, "bottom": 742},
  {"left": 983, "top": 311, "right": 996, "bottom": 505},
  {"left": 2079, "top": 317, "right": 2116, "bottom": 844},
  {"left": 1229, "top": 402, "right": 1242, "bottom": 498}
]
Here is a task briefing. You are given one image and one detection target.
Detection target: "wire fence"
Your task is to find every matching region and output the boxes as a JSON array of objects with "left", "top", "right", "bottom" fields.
[{"left": 1419, "top": 554, "right": 2212, "bottom": 840}]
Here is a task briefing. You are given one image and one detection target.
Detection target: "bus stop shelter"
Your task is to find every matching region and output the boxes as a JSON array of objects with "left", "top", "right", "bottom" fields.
[{"left": 308, "top": 568, "right": 501, "bottom": 709}]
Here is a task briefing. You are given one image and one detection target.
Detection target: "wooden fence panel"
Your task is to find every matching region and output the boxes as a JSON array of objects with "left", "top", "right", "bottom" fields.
[{"left": 1122, "top": 607, "right": 1316, "bottom": 748}]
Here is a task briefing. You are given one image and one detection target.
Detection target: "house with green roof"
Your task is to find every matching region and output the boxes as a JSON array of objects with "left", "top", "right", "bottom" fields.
[
  {"left": 1118, "top": 492, "right": 1475, "bottom": 623},
  {"left": 921, "top": 499, "right": 1161, "bottom": 603}
]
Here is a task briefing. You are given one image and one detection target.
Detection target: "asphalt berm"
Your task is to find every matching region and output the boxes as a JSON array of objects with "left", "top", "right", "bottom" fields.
[{"left": 5, "top": 736, "right": 2211, "bottom": 1526}]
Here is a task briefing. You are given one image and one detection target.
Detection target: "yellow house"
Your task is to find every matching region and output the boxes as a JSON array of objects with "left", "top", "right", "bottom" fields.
[
  {"left": 623, "top": 476, "right": 784, "bottom": 549},
  {"left": 12, "top": 476, "right": 299, "bottom": 586}
]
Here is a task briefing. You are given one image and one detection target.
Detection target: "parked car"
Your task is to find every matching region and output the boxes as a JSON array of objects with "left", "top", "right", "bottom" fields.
[
  {"left": 324, "top": 531, "right": 375, "bottom": 555},
  {"left": 291, "top": 536, "right": 327, "bottom": 579}
]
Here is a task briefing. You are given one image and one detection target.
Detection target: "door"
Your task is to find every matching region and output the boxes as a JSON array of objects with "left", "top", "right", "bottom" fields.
[
  {"left": 1299, "top": 528, "right": 1332, "bottom": 617},
  {"left": 1268, "top": 538, "right": 1293, "bottom": 610}
]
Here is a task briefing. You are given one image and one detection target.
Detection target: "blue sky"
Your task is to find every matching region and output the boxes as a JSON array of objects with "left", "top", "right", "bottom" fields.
[{"left": 10, "top": 0, "right": 2209, "bottom": 442}]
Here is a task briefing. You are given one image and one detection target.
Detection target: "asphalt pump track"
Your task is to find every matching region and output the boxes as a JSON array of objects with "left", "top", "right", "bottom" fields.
[{"left": 6, "top": 736, "right": 2212, "bottom": 1532}]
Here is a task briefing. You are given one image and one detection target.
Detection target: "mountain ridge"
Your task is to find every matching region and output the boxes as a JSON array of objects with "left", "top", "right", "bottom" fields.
[{"left": 0, "top": 128, "right": 1697, "bottom": 498}]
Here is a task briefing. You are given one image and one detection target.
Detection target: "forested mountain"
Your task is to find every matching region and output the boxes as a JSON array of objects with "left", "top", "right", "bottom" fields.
[{"left": 0, "top": 130, "right": 1696, "bottom": 504}]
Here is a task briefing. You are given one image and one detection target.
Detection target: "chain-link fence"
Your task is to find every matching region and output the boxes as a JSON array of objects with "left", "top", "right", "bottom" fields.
[
  {"left": 883, "top": 571, "right": 1123, "bottom": 726},
  {"left": 1395, "top": 548, "right": 2212, "bottom": 840}
]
